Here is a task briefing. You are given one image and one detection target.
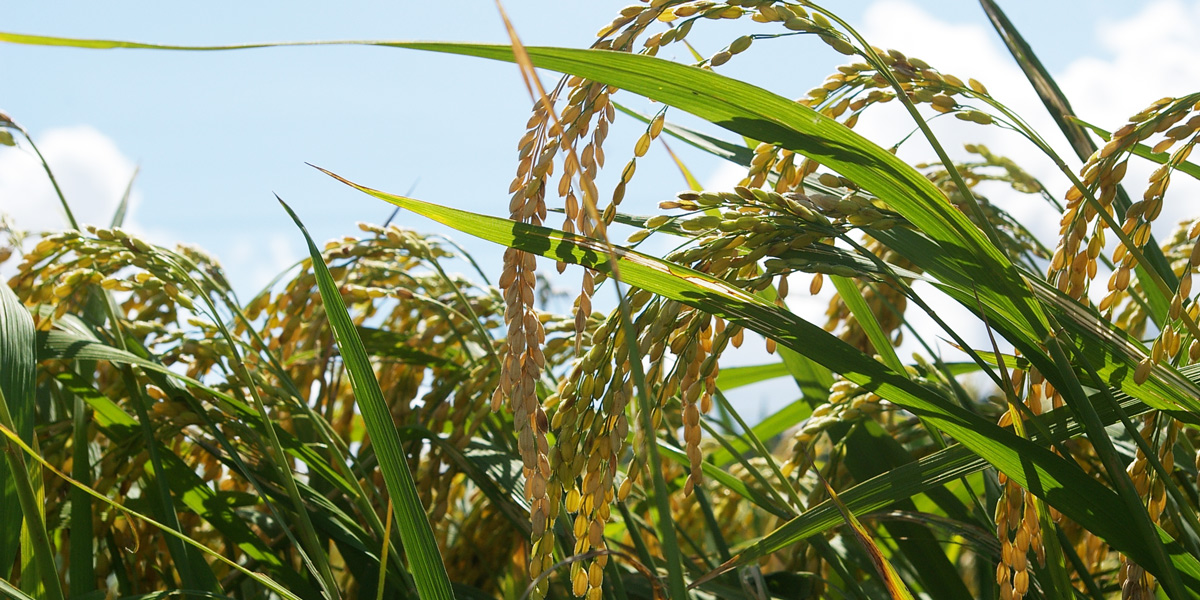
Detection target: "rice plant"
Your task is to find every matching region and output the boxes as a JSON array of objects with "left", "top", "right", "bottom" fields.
[{"left": 4, "top": 1, "right": 1200, "bottom": 599}]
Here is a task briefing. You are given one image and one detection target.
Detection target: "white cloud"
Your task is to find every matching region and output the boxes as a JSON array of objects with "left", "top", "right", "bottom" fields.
[
  {"left": 847, "top": 0, "right": 1200, "bottom": 363},
  {"left": 858, "top": 0, "right": 1069, "bottom": 241},
  {"left": 697, "top": 0, "right": 1200, "bottom": 381},
  {"left": 0, "top": 126, "right": 140, "bottom": 234},
  {"left": 704, "top": 161, "right": 747, "bottom": 194},
  {"left": 1057, "top": 0, "right": 1200, "bottom": 246},
  {"left": 1062, "top": 0, "right": 1200, "bottom": 126},
  {"left": 856, "top": 0, "right": 1200, "bottom": 233},
  {"left": 224, "top": 232, "right": 300, "bottom": 294},
  {"left": 0, "top": 125, "right": 300, "bottom": 294}
]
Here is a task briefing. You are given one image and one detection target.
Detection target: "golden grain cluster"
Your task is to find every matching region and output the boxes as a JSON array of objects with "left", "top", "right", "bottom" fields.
[{"left": 6, "top": 1, "right": 1200, "bottom": 599}]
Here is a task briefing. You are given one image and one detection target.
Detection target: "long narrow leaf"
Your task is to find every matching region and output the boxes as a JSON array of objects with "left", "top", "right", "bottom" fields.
[
  {"left": 316, "top": 170, "right": 1200, "bottom": 592},
  {"left": 0, "top": 33, "right": 1059, "bottom": 357},
  {"left": 722, "top": 372, "right": 1162, "bottom": 575},
  {"left": 713, "top": 362, "right": 791, "bottom": 390},
  {"left": 279, "top": 198, "right": 455, "bottom": 600},
  {"left": 978, "top": 0, "right": 1178, "bottom": 324},
  {"left": 0, "top": 284, "right": 63, "bottom": 600},
  {"left": 820, "top": 475, "right": 916, "bottom": 600},
  {"left": 0, "top": 420, "right": 304, "bottom": 600}
]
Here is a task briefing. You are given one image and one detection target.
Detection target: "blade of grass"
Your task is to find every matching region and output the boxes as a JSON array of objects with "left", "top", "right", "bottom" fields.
[
  {"left": 376, "top": 500, "right": 395, "bottom": 600},
  {"left": 978, "top": 0, "right": 1178, "bottom": 325},
  {"left": 780, "top": 346, "right": 834, "bottom": 402},
  {"left": 877, "top": 226, "right": 1200, "bottom": 413},
  {"left": 711, "top": 390, "right": 803, "bottom": 509},
  {"left": 839, "top": 423, "right": 975, "bottom": 598},
  {"left": 110, "top": 165, "right": 139, "bottom": 227},
  {"left": 120, "top": 361, "right": 217, "bottom": 594},
  {"left": 0, "top": 418, "right": 305, "bottom": 600},
  {"left": 756, "top": 285, "right": 834, "bottom": 404},
  {"left": 0, "top": 287, "right": 63, "bottom": 600},
  {"left": 67, "top": 294, "right": 106, "bottom": 599},
  {"left": 617, "top": 285, "right": 692, "bottom": 600},
  {"left": 818, "top": 473, "right": 916, "bottom": 600},
  {"left": 4, "top": 118, "right": 79, "bottom": 230},
  {"left": 977, "top": 0, "right": 1093, "bottom": 164},
  {"left": 691, "top": 483, "right": 732, "bottom": 564},
  {"left": 976, "top": 290, "right": 1073, "bottom": 599},
  {"left": 829, "top": 275, "right": 904, "bottom": 374},
  {"left": 0, "top": 281, "right": 37, "bottom": 590},
  {"left": 279, "top": 197, "right": 455, "bottom": 600},
  {"left": 706, "top": 373, "right": 1165, "bottom": 580},
  {"left": 7, "top": 33, "right": 1109, "bottom": 392},
  {"left": 318, "top": 173, "right": 1200, "bottom": 593},
  {"left": 0, "top": 579, "right": 35, "bottom": 600},
  {"left": 612, "top": 101, "right": 753, "bottom": 165},
  {"left": 0, "top": 369, "right": 62, "bottom": 600},
  {"left": 714, "top": 362, "right": 791, "bottom": 390},
  {"left": 69, "top": 391, "right": 95, "bottom": 597},
  {"left": 707, "top": 397, "right": 809, "bottom": 468},
  {"left": 1041, "top": 323, "right": 1187, "bottom": 598},
  {"left": 666, "top": 428, "right": 791, "bottom": 518},
  {"left": 659, "top": 137, "right": 703, "bottom": 191}
]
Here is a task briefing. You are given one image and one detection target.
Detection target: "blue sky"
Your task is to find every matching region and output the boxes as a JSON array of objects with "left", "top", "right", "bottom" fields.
[
  {"left": 2, "top": 0, "right": 1175, "bottom": 293},
  {"left": 5, "top": 0, "right": 1197, "bottom": 417}
]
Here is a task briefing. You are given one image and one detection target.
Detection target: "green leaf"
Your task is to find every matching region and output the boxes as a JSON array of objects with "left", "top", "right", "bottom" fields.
[
  {"left": 717, "top": 361, "right": 1181, "bottom": 579},
  {"left": 612, "top": 102, "right": 753, "bottom": 166},
  {"left": 0, "top": 285, "right": 34, "bottom": 588},
  {"left": 714, "top": 362, "right": 791, "bottom": 390},
  {"left": 110, "top": 166, "right": 139, "bottom": 228},
  {"left": 829, "top": 275, "right": 904, "bottom": 373},
  {"left": 0, "top": 579, "right": 35, "bottom": 600},
  {"left": 0, "top": 284, "right": 64, "bottom": 600},
  {"left": 707, "top": 397, "right": 809, "bottom": 468},
  {"left": 978, "top": 0, "right": 1095, "bottom": 167},
  {"left": 979, "top": 0, "right": 1176, "bottom": 329},
  {"left": 658, "top": 442, "right": 790, "bottom": 518},
  {"left": 279, "top": 198, "right": 455, "bottom": 600},
  {"left": 841, "top": 423, "right": 972, "bottom": 598},
  {"left": 820, "top": 474, "right": 916, "bottom": 600},
  {"left": 317, "top": 171, "right": 1200, "bottom": 593},
  {"left": 876, "top": 226, "right": 1200, "bottom": 413}
]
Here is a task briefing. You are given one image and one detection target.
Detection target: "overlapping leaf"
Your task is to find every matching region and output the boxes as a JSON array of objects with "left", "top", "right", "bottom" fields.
[
  {"left": 280, "top": 199, "right": 454, "bottom": 600},
  {"left": 319, "top": 169, "right": 1200, "bottom": 592}
]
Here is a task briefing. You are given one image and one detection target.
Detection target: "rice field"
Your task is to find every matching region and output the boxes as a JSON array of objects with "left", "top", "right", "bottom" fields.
[{"left": 4, "top": 2, "right": 1200, "bottom": 599}]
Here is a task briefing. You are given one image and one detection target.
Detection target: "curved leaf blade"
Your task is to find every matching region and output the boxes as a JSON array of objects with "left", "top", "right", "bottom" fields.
[
  {"left": 317, "top": 170, "right": 1200, "bottom": 593},
  {"left": 0, "top": 284, "right": 64, "bottom": 600},
  {"left": 279, "top": 198, "right": 455, "bottom": 600}
]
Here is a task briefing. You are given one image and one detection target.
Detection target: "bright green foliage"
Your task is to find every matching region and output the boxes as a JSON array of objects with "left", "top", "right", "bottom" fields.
[{"left": 4, "top": 2, "right": 1200, "bottom": 600}]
